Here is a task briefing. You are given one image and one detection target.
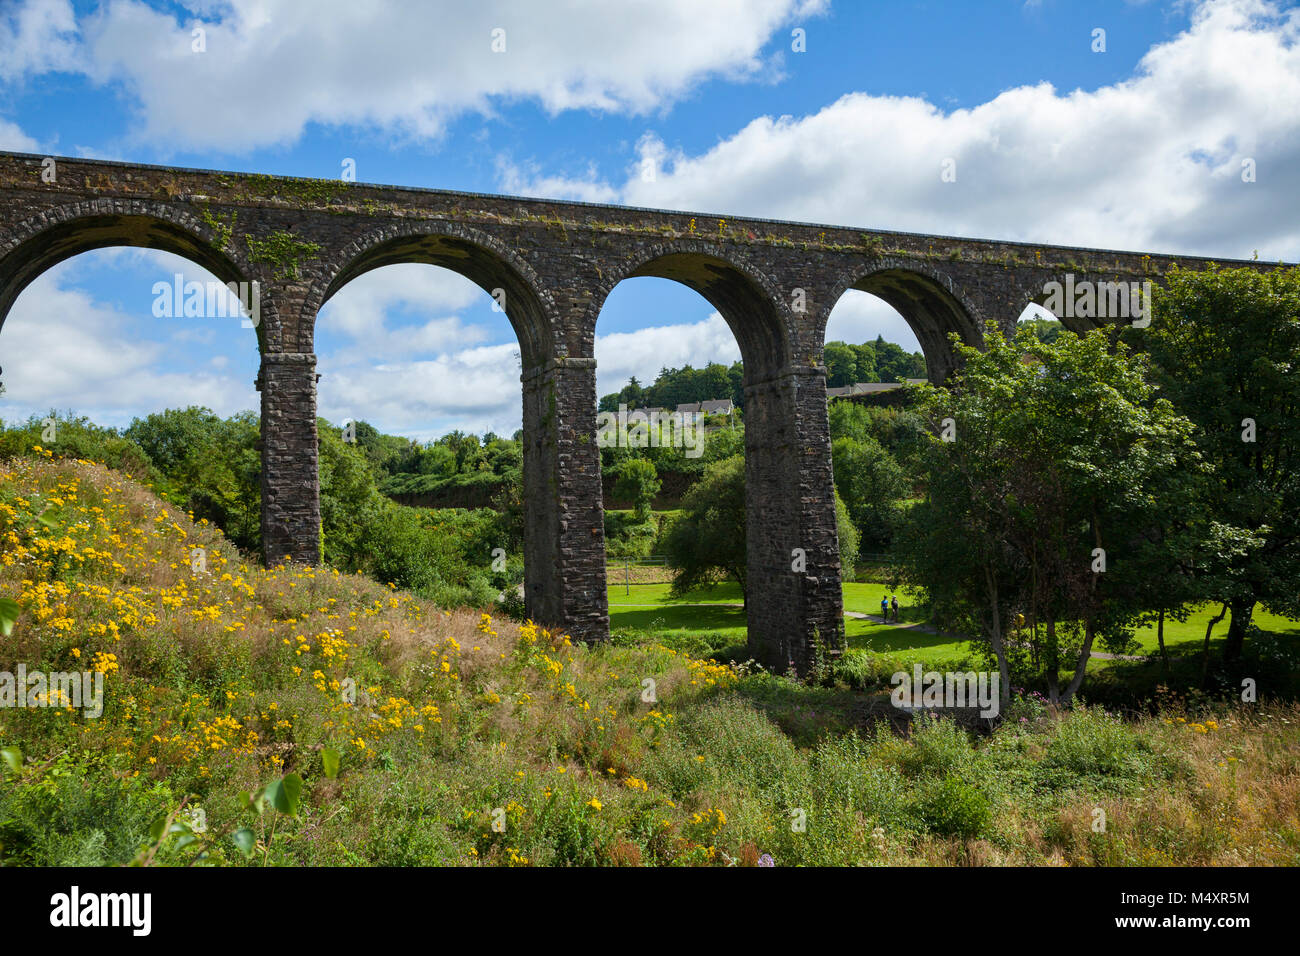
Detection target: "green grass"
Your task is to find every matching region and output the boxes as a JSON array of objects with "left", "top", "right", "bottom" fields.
[
  {"left": 1129, "top": 604, "right": 1300, "bottom": 652},
  {"left": 609, "top": 578, "right": 1300, "bottom": 674},
  {"left": 607, "top": 581, "right": 742, "bottom": 606},
  {"left": 844, "top": 618, "right": 975, "bottom": 665}
]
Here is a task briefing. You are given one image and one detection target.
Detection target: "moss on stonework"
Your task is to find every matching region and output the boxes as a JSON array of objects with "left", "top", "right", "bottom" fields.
[
  {"left": 198, "top": 204, "right": 237, "bottom": 253},
  {"left": 246, "top": 230, "right": 322, "bottom": 281},
  {"left": 221, "top": 172, "right": 350, "bottom": 207}
]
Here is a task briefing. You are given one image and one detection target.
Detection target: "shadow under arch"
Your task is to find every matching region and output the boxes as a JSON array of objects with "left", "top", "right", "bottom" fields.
[
  {"left": 822, "top": 258, "right": 983, "bottom": 383},
  {"left": 309, "top": 222, "right": 557, "bottom": 367},
  {"left": 0, "top": 200, "right": 261, "bottom": 343},
  {"left": 589, "top": 240, "right": 792, "bottom": 379}
]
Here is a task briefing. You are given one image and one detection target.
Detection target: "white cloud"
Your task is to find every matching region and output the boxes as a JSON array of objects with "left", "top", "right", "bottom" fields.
[
  {"left": 824, "top": 291, "right": 921, "bottom": 353},
  {"left": 318, "top": 308, "right": 754, "bottom": 437},
  {"left": 0, "top": 0, "right": 79, "bottom": 82},
  {"left": 0, "top": 118, "right": 38, "bottom": 151},
  {"left": 497, "top": 158, "right": 620, "bottom": 204},
  {"left": 594, "top": 312, "right": 741, "bottom": 398},
  {"left": 6, "top": 0, "right": 823, "bottom": 152},
  {"left": 317, "top": 264, "right": 490, "bottom": 360},
  {"left": 0, "top": 259, "right": 258, "bottom": 428},
  {"left": 317, "top": 343, "right": 523, "bottom": 441},
  {"left": 555, "top": 0, "right": 1300, "bottom": 262}
]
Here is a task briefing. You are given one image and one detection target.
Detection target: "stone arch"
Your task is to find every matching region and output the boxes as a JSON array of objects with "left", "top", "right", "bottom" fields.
[
  {"left": 588, "top": 240, "right": 841, "bottom": 672},
  {"left": 586, "top": 240, "right": 792, "bottom": 379},
  {"left": 1018, "top": 271, "right": 1110, "bottom": 337},
  {"left": 306, "top": 220, "right": 558, "bottom": 367},
  {"left": 0, "top": 199, "right": 271, "bottom": 346},
  {"left": 820, "top": 258, "right": 983, "bottom": 382}
]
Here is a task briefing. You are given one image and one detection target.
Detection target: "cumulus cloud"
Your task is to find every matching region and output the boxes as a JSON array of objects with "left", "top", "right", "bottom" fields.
[
  {"left": 0, "top": 118, "right": 39, "bottom": 151},
  {"left": 317, "top": 264, "right": 491, "bottom": 360},
  {"left": 1, "top": 0, "right": 823, "bottom": 152},
  {"left": 585, "top": 0, "right": 1300, "bottom": 261},
  {"left": 0, "top": 257, "right": 259, "bottom": 428},
  {"left": 10, "top": 0, "right": 1297, "bottom": 438},
  {"left": 594, "top": 312, "right": 742, "bottom": 397},
  {"left": 497, "top": 158, "right": 620, "bottom": 205},
  {"left": 0, "top": 0, "right": 79, "bottom": 82},
  {"left": 317, "top": 343, "right": 523, "bottom": 441},
  {"left": 824, "top": 291, "right": 921, "bottom": 353}
]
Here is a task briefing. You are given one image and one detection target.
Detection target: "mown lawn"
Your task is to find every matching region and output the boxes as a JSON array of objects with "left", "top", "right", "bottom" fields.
[{"left": 611, "top": 576, "right": 1300, "bottom": 668}]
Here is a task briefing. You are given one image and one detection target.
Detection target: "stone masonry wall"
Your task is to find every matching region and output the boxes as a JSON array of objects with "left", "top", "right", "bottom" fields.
[{"left": 0, "top": 150, "right": 1272, "bottom": 673}]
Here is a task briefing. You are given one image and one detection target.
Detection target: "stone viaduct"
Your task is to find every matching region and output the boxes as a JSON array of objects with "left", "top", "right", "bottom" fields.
[{"left": 0, "top": 151, "right": 1256, "bottom": 673}]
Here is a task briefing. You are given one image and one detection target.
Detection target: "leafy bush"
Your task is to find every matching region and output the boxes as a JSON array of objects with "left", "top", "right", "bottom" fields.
[
  {"left": 899, "top": 714, "right": 977, "bottom": 778},
  {"left": 0, "top": 413, "right": 160, "bottom": 483},
  {"left": 0, "top": 754, "right": 176, "bottom": 866},
  {"left": 126, "top": 407, "right": 261, "bottom": 551},
  {"left": 912, "top": 775, "right": 990, "bottom": 839},
  {"left": 661, "top": 455, "right": 747, "bottom": 599},
  {"left": 1042, "top": 707, "right": 1150, "bottom": 780},
  {"left": 613, "top": 457, "right": 660, "bottom": 523}
]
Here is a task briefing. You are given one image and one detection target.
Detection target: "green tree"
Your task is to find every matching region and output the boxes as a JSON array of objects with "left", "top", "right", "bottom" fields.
[
  {"left": 824, "top": 341, "right": 860, "bottom": 387},
  {"left": 1139, "top": 265, "right": 1300, "bottom": 670},
  {"left": 828, "top": 400, "right": 871, "bottom": 443},
  {"left": 896, "top": 325, "right": 1201, "bottom": 706},
  {"left": 1019, "top": 316, "right": 1063, "bottom": 344},
  {"left": 125, "top": 407, "right": 261, "bottom": 551},
  {"left": 317, "top": 420, "right": 385, "bottom": 568},
  {"left": 834, "top": 488, "right": 860, "bottom": 575},
  {"left": 662, "top": 455, "right": 748, "bottom": 602},
  {"left": 873, "top": 336, "right": 926, "bottom": 382},
  {"left": 851, "top": 341, "right": 879, "bottom": 383},
  {"left": 613, "top": 457, "right": 660, "bottom": 523},
  {"left": 831, "top": 435, "right": 909, "bottom": 552}
]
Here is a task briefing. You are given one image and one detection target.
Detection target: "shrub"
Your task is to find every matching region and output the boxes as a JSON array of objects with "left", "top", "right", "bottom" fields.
[
  {"left": 1043, "top": 707, "right": 1149, "bottom": 780},
  {"left": 912, "top": 775, "right": 991, "bottom": 839},
  {"left": 0, "top": 755, "right": 176, "bottom": 866},
  {"left": 899, "top": 714, "right": 977, "bottom": 778}
]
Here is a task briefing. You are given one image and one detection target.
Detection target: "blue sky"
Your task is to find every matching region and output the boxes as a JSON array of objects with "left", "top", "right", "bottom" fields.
[{"left": 2, "top": 0, "right": 1298, "bottom": 439}]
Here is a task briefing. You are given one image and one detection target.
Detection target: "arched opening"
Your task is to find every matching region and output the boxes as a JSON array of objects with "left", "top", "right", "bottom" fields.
[
  {"left": 0, "top": 210, "right": 254, "bottom": 342},
  {"left": 592, "top": 246, "right": 794, "bottom": 662},
  {"left": 821, "top": 266, "right": 978, "bottom": 659},
  {"left": 310, "top": 228, "right": 557, "bottom": 622},
  {"left": 1015, "top": 301, "right": 1067, "bottom": 343},
  {"left": 593, "top": 275, "right": 749, "bottom": 644},
  {"left": 315, "top": 229, "right": 551, "bottom": 368},
  {"left": 0, "top": 239, "right": 262, "bottom": 549},
  {"left": 828, "top": 263, "right": 982, "bottom": 384}
]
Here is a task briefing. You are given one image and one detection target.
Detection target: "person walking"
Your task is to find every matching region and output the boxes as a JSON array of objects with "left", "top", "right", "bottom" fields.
[
  {"left": 880, "top": 595, "right": 889, "bottom": 622},
  {"left": 890, "top": 595, "right": 900, "bottom": 622}
]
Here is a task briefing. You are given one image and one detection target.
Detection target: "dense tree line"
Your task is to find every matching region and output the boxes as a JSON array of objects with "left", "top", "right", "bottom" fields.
[
  {"left": 597, "top": 336, "right": 928, "bottom": 412},
  {"left": 599, "top": 361, "right": 744, "bottom": 413}
]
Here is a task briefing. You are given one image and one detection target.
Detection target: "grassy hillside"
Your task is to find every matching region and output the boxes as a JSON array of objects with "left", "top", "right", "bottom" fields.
[{"left": 1, "top": 456, "right": 1297, "bottom": 866}]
